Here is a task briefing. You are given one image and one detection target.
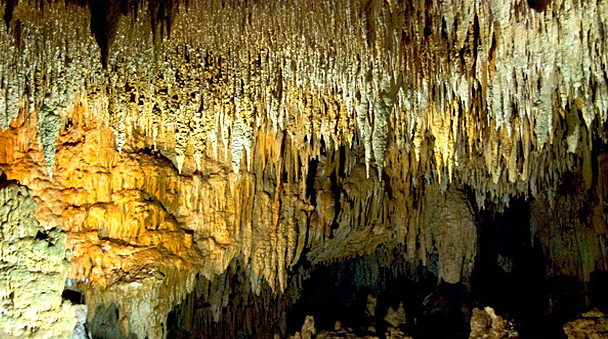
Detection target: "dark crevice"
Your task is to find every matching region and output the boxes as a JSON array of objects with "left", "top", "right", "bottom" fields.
[
  {"left": 3, "top": 0, "right": 17, "bottom": 29},
  {"left": 382, "top": 171, "right": 393, "bottom": 199},
  {"left": 329, "top": 169, "right": 341, "bottom": 234},
  {"left": 305, "top": 157, "right": 318, "bottom": 207},
  {"left": 62, "top": 288, "right": 84, "bottom": 304},
  {"left": 64, "top": 118, "right": 74, "bottom": 130},
  {"left": 88, "top": 0, "right": 121, "bottom": 68},
  {"left": 35, "top": 230, "right": 49, "bottom": 241},
  {"left": 0, "top": 170, "right": 7, "bottom": 188},
  {"left": 472, "top": 13, "right": 480, "bottom": 74},
  {"left": 527, "top": 0, "right": 551, "bottom": 12},
  {"left": 338, "top": 145, "right": 346, "bottom": 177}
]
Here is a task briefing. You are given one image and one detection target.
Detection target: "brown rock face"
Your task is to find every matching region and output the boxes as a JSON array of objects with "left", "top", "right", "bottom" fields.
[
  {"left": 0, "top": 0, "right": 606, "bottom": 338},
  {"left": 1, "top": 111, "right": 201, "bottom": 338}
]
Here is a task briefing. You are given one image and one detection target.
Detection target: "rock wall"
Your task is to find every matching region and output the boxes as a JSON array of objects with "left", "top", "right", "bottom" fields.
[{"left": 0, "top": 181, "right": 76, "bottom": 338}]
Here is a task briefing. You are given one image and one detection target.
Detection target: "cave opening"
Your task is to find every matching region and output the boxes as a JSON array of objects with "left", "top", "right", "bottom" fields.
[{"left": 285, "top": 256, "right": 465, "bottom": 338}]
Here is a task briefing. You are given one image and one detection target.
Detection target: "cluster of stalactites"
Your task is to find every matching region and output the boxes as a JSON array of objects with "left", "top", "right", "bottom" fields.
[
  {"left": 0, "top": 0, "right": 607, "bottom": 195},
  {"left": 0, "top": 1, "right": 104, "bottom": 178}
]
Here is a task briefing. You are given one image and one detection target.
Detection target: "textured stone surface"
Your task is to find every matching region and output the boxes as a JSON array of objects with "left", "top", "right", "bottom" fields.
[
  {"left": 289, "top": 315, "right": 316, "bottom": 339},
  {"left": 0, "top": 0, "right": 605, "bottom": 204},
  {"left": 424, "top": 187, "right": 477, "bottom": 283},
  {"left": 469, "top": 307, "right": 518, "bottom": 339},
  {"left": 384, "top": 302, "right": 407, "bottom": 328},
  {"left": 0, "top": 111, "right": 202, "bottom": 338},
  {"left": 296, "top": 310, "right": 413, "bottom": 339},
  {"left": 0, "top": 183, "right": 75, "bottom": 338},
  {"left": 564, "top": 309, "right": 608, "bottom": 339}
]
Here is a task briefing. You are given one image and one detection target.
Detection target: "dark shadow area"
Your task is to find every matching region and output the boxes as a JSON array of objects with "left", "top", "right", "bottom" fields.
[
  {"left": 91, "top": 303, "right": 129, "bottom": 339},
  {"left": 62, "top": 288, "right": 84, "bottom": 304},
  {"left": 420, "top": 282, "right": 475, "bottom": 338},
  {"left": 167, "top": 257, "right": 292, "bottom": 339},
  {"left": 589, "top": 271, "right": 608, "bottom": 312},
  {"left": 88, "top": 0, "right": 121, "bottom": 68},
  {"left": 167, "top": 247, "right": 483, "bottom": 339},
  {"left": 0, "top": 169, "right": 7, "bottom": 188},
  {"left": 3, "top": 0, "right": 17, "bottom": 29},
  {"left": 471, "top": 197, "right": 565, "bottom": 338},
  {"left": 35, "top": 230, "right": 49, "bottom": 241},
  {"left": 305, "top": 157, "right": 318, "bottom": 207},
  {"left": 286, "top": 246, "right": 476, "bottom": 339},
  {"left": 527, "top": 0, "right": 551, "bottom": 12}
]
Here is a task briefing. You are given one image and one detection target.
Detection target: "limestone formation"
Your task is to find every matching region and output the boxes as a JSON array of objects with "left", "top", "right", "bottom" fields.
[
  {"left": 0, "top": 183, "right": 76, "bottom": 338},
  {"left": 0, "top": 0, "right": 604, "bottom": 203},
  {"left": 0, "top": 0, "right": 606, "bottom": 337},
  {"left": 309, "top": 305, "right": 412, "bottom": 339},
  {"left": 563, "top": 309, "right": 608, "bottom": 339},
  {"left": 424, "top": 188, "right": 477, "bottom": 284},
  {"left": 384, "top": 302, "right": 407, "bottom": 328},
  {"left": 290, "top": 315, "right": 316, "bottom": 339},
  {"left": 469, "top": 307, "right": 518, "bottom": 339}
]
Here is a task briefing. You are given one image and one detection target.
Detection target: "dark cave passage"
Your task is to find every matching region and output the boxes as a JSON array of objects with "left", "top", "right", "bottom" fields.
[
  {"left": 471, "top": 197, "right": 559, "bottom": 338},
  {"left": 162, "top": 184, "right": 608, "bottom": 339},
  {"left": 285, "top": 252, "right": 439, "bottom": 338}
]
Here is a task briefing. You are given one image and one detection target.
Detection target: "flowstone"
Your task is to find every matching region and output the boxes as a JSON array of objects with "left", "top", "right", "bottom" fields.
[{"left": 0, "top": 183, "right": 76, "bottom": 338}]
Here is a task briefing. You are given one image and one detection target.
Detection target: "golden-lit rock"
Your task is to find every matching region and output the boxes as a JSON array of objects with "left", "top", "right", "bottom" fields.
[
  {"left": 384, "top": 302, "right": 407, "bottom": 328},
  {"left": 290, "top": 315, "right": 316, "bottom": 339},
  {"left": 563, "top": 309, "right": 608, "bottom": 339}
]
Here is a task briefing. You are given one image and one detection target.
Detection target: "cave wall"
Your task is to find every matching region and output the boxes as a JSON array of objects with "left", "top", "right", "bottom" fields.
[
  {"left": 0, "top": 182, "right": 76, "bottom": 338},
  {"left": 0, "top": 0, "right": 606, "bottom": 337}
]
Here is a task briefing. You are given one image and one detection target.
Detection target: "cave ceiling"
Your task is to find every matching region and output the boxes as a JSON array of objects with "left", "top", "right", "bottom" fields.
[{"left": 0, "top": 0, "right": 607, "bottom": 337}]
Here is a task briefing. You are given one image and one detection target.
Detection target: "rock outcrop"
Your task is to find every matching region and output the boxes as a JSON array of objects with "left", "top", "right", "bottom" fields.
[
  {"left": 469, "top": 307, "right": 518, "bottom": 339},
  {"left": 564, "top": 309, "right": 608, "bottom": 339}
]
